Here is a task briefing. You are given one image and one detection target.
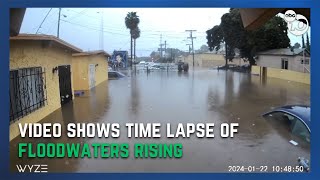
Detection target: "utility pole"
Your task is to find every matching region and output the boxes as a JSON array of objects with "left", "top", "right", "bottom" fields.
[
  {"left": 99, "top": 9, "right": 104, "bottom": 50},
  {"left": 225, "top": 41, "right": 228, "bottom": 67},
  {"left": 164, "top": 41, "right": 167, "bottom": 52},
  {"left": 159, "top": 34, "right": 164, "bottom": 58},
  {"left": 186, "top": 44, "right": 192, "bottom": 54},
  {"left": 57, "top": 8, "right": 61, "bottom": 38},
  {"left": 186, "top": 30, "right": 196, "bottom": 67},
  {"left": 164, "top": 41, "right": 168, "bottom": 61}
]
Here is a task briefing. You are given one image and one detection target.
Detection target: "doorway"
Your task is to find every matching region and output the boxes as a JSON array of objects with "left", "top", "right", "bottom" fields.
[
  {"left": 58, "top": 65, "right": 73, "bottom": 105},
  {"left": 89, "top": 64, "right": 96, "bottom": 89}
]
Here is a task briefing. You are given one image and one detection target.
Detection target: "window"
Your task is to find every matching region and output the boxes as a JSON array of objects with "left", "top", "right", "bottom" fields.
[
  {"left": 281, "top": 58, "right": 288, "bottom": 69},
  {"left": 9, "top": 67, "right": 47, "bottom": 123},
  {"left": 301, "top": 59, "right": 310, "bottom": 65},
  {"left": 292, "top": 119, "right": 310, "bottom": 143},
  {"left": 108, "top": 72, "right": 118, "bottom": 78},
  {"left": 264, "top": 111, "right": 310, "bottom": 143}
]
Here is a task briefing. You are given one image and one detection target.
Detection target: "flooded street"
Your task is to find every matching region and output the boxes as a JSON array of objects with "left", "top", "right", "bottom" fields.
[{"left": 10, "top": 69, "right": 310, "bottom": 172}]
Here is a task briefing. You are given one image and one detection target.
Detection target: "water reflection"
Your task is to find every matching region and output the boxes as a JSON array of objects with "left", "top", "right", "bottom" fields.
[
  {"left": 10, "top": 81, "right": 111, "bottom": 172},
  {"left": 10, "top": 70, "right": 310, "bottom": 172}
]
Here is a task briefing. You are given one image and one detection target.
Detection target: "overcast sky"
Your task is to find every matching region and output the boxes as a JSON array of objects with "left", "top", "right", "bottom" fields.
[{"left": 20, "top": 8, "right": 308, "bottom": 56}]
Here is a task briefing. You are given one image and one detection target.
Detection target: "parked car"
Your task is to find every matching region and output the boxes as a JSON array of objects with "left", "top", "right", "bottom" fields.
[
  {"left": 177, "top": 62, "right": 189, "bottom": 72},
  {"left": 139, "top": 61, "right": 146, "bottom": 65},
  {"left": 262, "top": 105, "right": 310, "bottom": 141},
  {"left": 262, "top": 105, "right": 310, "bottom": 171},
  {"left": 108, "top": 71, "right": 126, "bottom": 80}
]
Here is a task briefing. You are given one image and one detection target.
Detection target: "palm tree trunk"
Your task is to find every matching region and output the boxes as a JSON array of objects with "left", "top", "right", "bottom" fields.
[
  {"left": 130, "top": 36, "right": 133, "bottom": 69},
  {"left": 134, "top": 38, "right": 136, "bottom": 64}
]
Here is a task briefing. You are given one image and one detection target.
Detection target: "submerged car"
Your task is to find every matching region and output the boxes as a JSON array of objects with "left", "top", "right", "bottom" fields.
[
  {"left": 262, "top": 105, "right": 310, "bottom": 171},
  {"left": 108, "top": 71, "right": 126, "bottom": 79},
  {"left": 262, "top": 105, "right": 310, "bottom": 142}
]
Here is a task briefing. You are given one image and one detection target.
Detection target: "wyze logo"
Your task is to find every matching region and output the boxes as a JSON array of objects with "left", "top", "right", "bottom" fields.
[
  {"left": 283, "top": 10, "right": 309, "bottom": 36},
  {"left": 16, "top": 164, "right": 48, "bottom": 173}
]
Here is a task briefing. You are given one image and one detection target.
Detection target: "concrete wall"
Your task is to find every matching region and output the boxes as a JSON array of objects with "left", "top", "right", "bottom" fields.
[
  {"left": 256, "top": 55, "right": 310, "bottom": 73},
  {"left": 251, "top": 65, "right": 310, "bottom": 85},
  {"left": 184, "top": 53, "right": 249, "bottom": 68},
  {"left": 72, "top": 54, "right": 108, "bottom": 91},
  {"left": 9, "top": 40, "right": 75, "bottom": 141}
]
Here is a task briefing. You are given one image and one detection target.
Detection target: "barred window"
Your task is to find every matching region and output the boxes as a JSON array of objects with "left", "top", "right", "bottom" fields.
[{"left": 9, "top": 67, "right": 47, "bottom": 123}]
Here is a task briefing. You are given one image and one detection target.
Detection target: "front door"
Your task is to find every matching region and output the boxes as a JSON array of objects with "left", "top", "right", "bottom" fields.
[
  {"left": 58, "top": 65, "right": 73, "bottom": 105},
  {"left": 89, "top": 64, "right": 96, "bottom": 89}
]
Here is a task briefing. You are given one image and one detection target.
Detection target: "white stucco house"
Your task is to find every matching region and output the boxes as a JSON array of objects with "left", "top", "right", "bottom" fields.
[{"left": 256, "top": 48, "right": 310, "bottom": 73}]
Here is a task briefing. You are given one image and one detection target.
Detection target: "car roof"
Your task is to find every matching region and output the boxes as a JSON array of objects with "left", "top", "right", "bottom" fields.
[
  {"left": 265, "top": 105, "right": 310, "bottom": 128},
  {"left": 108, "top": 71, "right": 125, "bottom": 76}
]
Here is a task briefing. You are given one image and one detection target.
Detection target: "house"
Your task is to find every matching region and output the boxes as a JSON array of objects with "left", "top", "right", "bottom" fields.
[
  {"left": 72, "top": 50, "right": 111, "bottom": 91},
  {"left": 9, "top": 34, "right": 82, "bottom": 141},
  {"left": 256, "top": 48, "right": 310, "bottom": 73},
  {"left": 183, "top": 52, "right": 248, "bottom": 68}
]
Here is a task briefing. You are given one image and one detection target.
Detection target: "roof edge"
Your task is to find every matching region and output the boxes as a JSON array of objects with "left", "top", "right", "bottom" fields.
[{"left": 10, "top": 33, "right": 82, "bottom": 53}]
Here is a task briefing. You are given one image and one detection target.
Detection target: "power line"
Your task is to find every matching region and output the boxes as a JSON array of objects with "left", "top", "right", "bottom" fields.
[{"left": 36, "top": 8, "right": 53, "bottom": 34}]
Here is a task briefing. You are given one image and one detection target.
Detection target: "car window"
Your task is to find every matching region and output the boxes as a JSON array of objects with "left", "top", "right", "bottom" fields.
[
  {"left": 265, "top": 112, "right": 295, "bottom": 131},
  {"left": 109, "top": 72, "right": 118, "bottom": 78},
  {"left": 265, "top": 111, "right": 310, "bottom": 143},
  {"left": 292, "top": 119, "right": 310, "bottom": 143}
]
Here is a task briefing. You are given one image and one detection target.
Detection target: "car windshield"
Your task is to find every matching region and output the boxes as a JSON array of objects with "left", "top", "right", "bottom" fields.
[{"left": 264, "top": 111, "right": 310, "bottom": 144}]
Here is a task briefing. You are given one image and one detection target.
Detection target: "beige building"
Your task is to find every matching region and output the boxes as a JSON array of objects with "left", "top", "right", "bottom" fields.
[
  {"left": 183, "top": 52, "right": 249, "bottom": 68},
  {"left": 256, "top": 48, "right": 310, "bottom": 73},
  {"left": 72, "top": 51, "right": 110, "bottom": 91},
  {"left": 9, "top": 34, "right": 82, "bottom": 141}
]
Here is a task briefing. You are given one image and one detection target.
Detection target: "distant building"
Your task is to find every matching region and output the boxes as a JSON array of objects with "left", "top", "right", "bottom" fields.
[
  {"left": 72, "top": 50, "right": 111, "bottom": 91},
  {"left": 256, "top": 48, "right": 310, "bottom": 73},
  {"left": 183, "top": 52, "right": 248, "bottom": 68}
]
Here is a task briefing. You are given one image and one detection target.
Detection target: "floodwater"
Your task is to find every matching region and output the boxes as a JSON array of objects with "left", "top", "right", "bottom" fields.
[{"left": 10, "top": 69, "right": 310, "bottom": 172}]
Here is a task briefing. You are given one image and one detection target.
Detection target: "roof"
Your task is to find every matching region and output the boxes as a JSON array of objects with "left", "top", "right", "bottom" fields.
[
  {"left": 263, "top": 105, "right": 310, "bottom": 131},
  {"left": 240, "top": 8, "right": 310, "bottom": 30},
  {"left": 10, "top": 34, "right": 82, "bottom": 53},
  {"left": 257, "top": 48, "right": 310, "bottom": 56},
  {"left": 10, "top": 8, "right": 26, "bottom": 37},
  {"left": 73, "top": 50, "right": 111, "bottom": 57}
]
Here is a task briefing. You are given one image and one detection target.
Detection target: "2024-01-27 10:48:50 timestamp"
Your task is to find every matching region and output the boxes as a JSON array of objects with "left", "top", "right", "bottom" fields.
[{"left": 228, "top": 165, "right": 306, "bottom": 172}]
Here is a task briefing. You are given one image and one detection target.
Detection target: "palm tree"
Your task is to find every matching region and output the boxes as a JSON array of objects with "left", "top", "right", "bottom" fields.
[
  {"left": 125, "top": 12, "right": 140, "bottom": 68},
  {"left": 131, "top": 27, "right": 141, "bottom": 64}
]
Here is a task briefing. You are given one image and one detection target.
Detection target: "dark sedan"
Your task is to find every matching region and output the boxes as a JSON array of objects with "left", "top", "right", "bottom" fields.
[
  {"left": 262, "top": 105, "right": 310, "bottom": 171},
  {"left": 108, "top": 71, "right": 126, "bottom": 80},
  {"left": 262, "top": 105, "right": 310, "bottom": 142}
]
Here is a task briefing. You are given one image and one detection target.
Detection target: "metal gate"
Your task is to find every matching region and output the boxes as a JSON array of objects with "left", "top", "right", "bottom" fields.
[{"left": 58, "top": 65, "right": 73, "bottom": 105}]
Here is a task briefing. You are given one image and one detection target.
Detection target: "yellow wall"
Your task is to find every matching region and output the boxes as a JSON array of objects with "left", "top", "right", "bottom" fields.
[
  {"left": 72, "top": 54, "right": 108, "bottom": 91},
  {"left": 251, "top": 65, "right": 310, "bottom": 85},
  {"left": 184, "top": 53, "right": 249, "bottom": 68},
  {"left": 251, "top": 65, "right": 260, "bottom": 75},
  {"left": 9, "top": 40, "right": 75, "bottom": 141}
]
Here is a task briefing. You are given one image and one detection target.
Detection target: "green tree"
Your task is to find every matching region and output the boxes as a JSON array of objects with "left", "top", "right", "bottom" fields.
[
  {"left": 125, "top": 12, "right": 140, "bottom": 68},
  {"left": 195, "top": 44, "right": 209, "bottom": 53},
  {"left": 306, "top": 32, "right": 310, "bottom": 52},
  {"left": 294, "top": 42, "right": 301, "bottom": 49},
  {"left": 206, "top": 8, "right": 290, "bottom": 66}
]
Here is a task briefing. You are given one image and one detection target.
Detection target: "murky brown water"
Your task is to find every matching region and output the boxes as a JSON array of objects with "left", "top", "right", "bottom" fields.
[{"left": 10, "top": 69, "right": 310, "bottom": 172}]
